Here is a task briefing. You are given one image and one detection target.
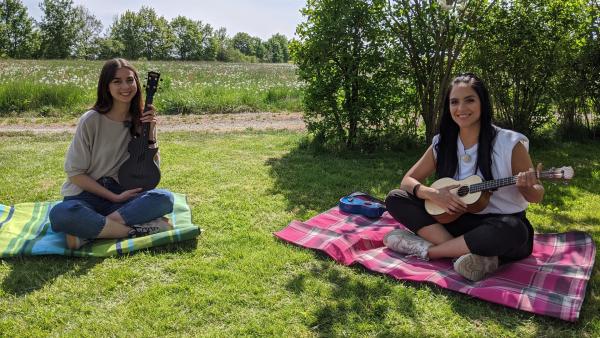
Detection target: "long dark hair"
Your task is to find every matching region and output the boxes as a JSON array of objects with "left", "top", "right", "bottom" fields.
[
  {"left": 92, "top": 58, "right": 143, "bottom": 135},
  {"left": 435, "top": 73, "right": 497, "bottom": 180}
]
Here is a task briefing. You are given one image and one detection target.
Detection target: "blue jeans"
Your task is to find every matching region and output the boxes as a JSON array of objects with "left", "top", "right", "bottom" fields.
[{"left": 49, "top": 177, "right": 174, "bottom": 239}]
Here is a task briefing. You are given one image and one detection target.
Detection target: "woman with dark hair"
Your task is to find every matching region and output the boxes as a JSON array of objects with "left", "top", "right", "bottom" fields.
[
  {"left": 384, "top": 73, "right": 544, "bottom": 281},
  {"left": 49, "top": 58, "right": 174, "bottom": 250}
]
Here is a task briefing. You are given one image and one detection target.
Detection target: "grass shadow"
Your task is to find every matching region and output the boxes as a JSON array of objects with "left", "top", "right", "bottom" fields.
[
  {"left": 284, "top": 257, "right": 420, "bottom": 337},
  {"left": 1, "top": 256, "right": 102, "bottom": 296},
  {"left": 266, "top": 143, "right": 424, "bottom": 219},
  {"left": 0, "top": 237, "right": 198, "bottom": 297}
]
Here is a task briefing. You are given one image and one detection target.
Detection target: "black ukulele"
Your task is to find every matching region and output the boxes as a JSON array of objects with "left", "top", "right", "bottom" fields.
[{"left": 118, "top": 71, "right": 162, "bottom": 191}]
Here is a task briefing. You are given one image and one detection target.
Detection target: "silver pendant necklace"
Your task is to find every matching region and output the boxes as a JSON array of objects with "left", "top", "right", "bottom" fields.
[{"left": 461, "top": 153, "right": 471, "bottom": 162}]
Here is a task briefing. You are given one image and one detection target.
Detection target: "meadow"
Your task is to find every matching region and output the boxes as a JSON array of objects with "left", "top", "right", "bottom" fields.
[
  {"left": 0, "top": 129, "right": 598, "bottom": 337},
  {"left": 0, "top": 60, "right": 303, "bottom": 118}
]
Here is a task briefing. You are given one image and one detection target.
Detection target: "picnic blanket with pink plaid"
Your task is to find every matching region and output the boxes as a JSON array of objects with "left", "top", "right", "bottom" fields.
[{"left": 274, "top": 206, "right": 596, "bottom": 322}]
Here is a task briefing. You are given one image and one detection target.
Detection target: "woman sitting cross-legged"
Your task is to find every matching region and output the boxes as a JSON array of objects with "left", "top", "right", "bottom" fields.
[
  {"left": 384, "top": 73, "right": 544, "bottom": 282},
  {"left": 49, "top": 58, "right": 174, "bottom": 250}
]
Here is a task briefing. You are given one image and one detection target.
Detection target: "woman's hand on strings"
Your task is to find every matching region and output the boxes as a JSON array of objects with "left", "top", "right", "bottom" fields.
[{"left": 516, "top": 163, "right": 543, "bottom": 189}]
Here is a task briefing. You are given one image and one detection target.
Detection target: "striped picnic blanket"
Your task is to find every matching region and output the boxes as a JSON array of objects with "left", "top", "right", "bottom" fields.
[
  {"left": 275, "top": 205, "right": 596, "bottom": 322},
  {"left": 0, "top": 193, "right": 200, "bottom": 257}
]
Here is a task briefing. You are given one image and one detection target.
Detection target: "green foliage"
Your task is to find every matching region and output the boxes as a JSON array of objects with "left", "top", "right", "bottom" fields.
[
  {"left": 170, "top": 16, "right": 211, "bottom": 61},
  {"left": 386, "top": 0, "right": 495, "bottom": 142},
  {"left": 137, "top": 6, "right": 175, "bottom": 60},
  {"left": 109, "top": 10, "right": 144, "bottom": 60},
  {"left": 110, "top": 7, "right": 175, "bottom": 60},
  {"left": 232, "top": 32, "right": 255, "bottom": 56},
  {"left": 71, "top": 5, "right": 102, "bottom": 60},
  {"left": 95, "top": 36, "right": 124, "bottom": 60},
  {"left": 464, "top": 0, "right": 590, "bottom": 135},
  {"left": 294, "top": 0, "right": 411, "bottom": 149},
  {"left": 0, "top": 0, "right": 36, "bottom": 58},
  {"left": 265, "top": 33, "right": 290, "bottom": 63},
  {"left": 38, "top": 0, "right": 79, "bottom": 59}
]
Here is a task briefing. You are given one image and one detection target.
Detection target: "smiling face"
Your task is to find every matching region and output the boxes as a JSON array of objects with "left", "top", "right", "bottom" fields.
[
  {"left": 449, "top": 83, "right": 481, "bottom": 129},
  {"left": 108, "top": 67, "right": 138, "bottom": 104}
]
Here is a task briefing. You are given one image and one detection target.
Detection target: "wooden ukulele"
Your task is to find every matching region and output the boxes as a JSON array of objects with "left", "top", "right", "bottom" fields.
[
  {"left": 424, "top": 166, "right": 574, "bottom": 224},
  {"left": 118, "top": 71, "right": 161, "bottom": 191}
]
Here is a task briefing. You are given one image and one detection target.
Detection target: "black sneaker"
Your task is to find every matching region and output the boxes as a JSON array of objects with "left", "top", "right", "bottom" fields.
[{"left": 129, "top": 217, "right": 173, "bottom": 237}]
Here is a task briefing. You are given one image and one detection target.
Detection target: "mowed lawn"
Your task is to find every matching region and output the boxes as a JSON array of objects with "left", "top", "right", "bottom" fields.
[{"left": 0, "top": 130, "right": 598, "bottom": 337}]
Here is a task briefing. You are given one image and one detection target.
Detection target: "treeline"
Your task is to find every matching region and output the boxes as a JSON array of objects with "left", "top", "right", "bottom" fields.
[
  {"left": 292, "top": 0, "right": 600, "bottom": 148},
  {"left": 0, "top": 0, "right": 290, "bottom": 62}
]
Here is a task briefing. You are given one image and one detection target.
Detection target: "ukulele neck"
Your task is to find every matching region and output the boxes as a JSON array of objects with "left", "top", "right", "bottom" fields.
[
  {"left": 468, "top": 171, "right": 555, "bottom": 193},
  {"left": 140, "top": 94, "right": 155, "bottom": 142}
]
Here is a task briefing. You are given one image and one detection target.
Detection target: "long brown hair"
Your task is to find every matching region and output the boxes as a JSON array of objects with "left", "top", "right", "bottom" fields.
[{"left": 92, "top": 58, "right": 143, "bottom": 135}]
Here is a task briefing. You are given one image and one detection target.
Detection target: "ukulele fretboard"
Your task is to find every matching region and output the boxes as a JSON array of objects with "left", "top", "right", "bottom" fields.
[{"left": 467, "top": 171, "right": 558, "bottom": 193}]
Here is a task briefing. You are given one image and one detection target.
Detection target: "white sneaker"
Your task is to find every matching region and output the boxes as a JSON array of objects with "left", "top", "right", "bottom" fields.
[
  {"left": 384, "top": 229, "right": 432, "bottom": 260},
  {"left": 453, "top": 253, "right": 499, "bottom": 281},
  {"left": 129, "top": 217, "right": 173, "bottom": 237}
]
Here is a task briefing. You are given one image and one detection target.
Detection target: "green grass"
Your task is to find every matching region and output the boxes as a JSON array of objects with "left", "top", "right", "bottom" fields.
[
  {"left": 0, "top": 60, "right": 303, "bottom": 117},
  {"left": 0, "top": 131, "right": 598, "bottom": 337}
]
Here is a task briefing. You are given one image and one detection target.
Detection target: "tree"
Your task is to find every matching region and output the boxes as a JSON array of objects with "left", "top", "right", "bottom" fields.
[
  {"left": 465, "top": 0, "right": 587, "bottom": 135},
  {"left": 137, "top": 6, "right": 174, "bottom": 60},
  {"left": 265, "top": 33, "right": 289, "bottom": 63},
  {"left": 109, "top": 7, "right": 174, "bottom": 60},
  {"left": 38, "top": 0, "right": 79, "bottom": 58},
  {"left": 109, "top": 10, "right": 144, "bottom": 60},
  {"left": 96, "top": 36, "right": 124, "bottom": 59},
  {"left": 251, "top": 37, "right": 266, "bottom": 61},
  {"left": 547, "top": 1, "right": 595, "bottom": 136},
  {"left": 0, "top": 0, "right": 36, "bottom": 58},
  {"left": 293, "top": 0, "right": 407, "bottom": 148},
  {"left": 171, "top": 16, "right": 209, "bottom": 60},
  {"left": 385, "top": 0, "right": 495, "bottom": 142},
  {"left": 231, "top": 32, "right": 254, "bottom": 56},
  {"left": 211, "top": 27, "right": 228, "bottom": 61},
  {"left": 71, "top": 5, "right": 102, "bottom": 59}
]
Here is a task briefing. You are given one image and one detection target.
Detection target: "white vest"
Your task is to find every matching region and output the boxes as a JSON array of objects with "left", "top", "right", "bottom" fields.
[{"left": 432, "top": 127, "right": 529, "bottom": 214}]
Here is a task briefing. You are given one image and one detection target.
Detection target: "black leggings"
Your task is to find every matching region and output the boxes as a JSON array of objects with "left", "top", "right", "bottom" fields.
[{"left": 385, "top": 189, "right": 534, "bottom": 263}]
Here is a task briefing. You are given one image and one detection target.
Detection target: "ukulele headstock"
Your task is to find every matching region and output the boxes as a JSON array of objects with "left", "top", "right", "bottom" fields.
[
  {"left": 145, "top": 71, "right": 161, "bottom": 97},
  {"left": 543, "top": 166, "right": 574, "bottom": 180}
]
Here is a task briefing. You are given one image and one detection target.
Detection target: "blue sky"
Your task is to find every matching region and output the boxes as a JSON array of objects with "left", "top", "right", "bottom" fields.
[{"left": 22, "top": 0, "right": 305, "bottom": 40}]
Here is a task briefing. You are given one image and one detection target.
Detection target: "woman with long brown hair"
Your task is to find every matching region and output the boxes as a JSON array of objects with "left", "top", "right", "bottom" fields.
[{"left": 49, "top": 58, "right": 173, "bottom": 249}]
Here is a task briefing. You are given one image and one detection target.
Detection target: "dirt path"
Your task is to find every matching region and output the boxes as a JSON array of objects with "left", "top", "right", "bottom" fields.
[{"left": 0, "top": 112, "right": 306, "bottom": 133}]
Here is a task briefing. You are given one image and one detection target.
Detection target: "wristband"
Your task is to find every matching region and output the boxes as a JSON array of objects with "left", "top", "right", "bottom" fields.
[{"left": 412, "top": 183, "right": 422, "bottom": 198}]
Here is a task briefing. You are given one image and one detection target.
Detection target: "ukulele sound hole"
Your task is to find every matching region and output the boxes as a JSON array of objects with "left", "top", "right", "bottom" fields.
[{"left": 457, "top": 186, "right": 469, "bottom": 197}]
